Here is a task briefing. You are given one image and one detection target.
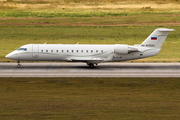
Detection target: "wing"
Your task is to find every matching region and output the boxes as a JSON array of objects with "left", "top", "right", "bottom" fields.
[{"left": 69, "top": 57, "right": 104, "bottom": 64}]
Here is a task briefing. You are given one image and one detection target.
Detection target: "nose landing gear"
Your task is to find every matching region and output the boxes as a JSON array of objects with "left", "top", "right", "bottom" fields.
[{"left": 17, "top": 60, "right": 21, "bottom": 68}]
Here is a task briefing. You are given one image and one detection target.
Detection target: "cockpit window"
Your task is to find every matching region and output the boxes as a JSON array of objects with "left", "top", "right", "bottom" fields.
[{"left": 17, "top": 48, "right": 27, "bottom": 51}]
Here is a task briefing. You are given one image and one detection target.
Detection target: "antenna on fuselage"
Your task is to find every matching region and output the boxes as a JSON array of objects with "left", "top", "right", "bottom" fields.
[
  {"left": 76, "top": 42, "right": 79, "bottom": 45},
  {"left": 44, "top": 42, "right": 46, "bottom": 44}
]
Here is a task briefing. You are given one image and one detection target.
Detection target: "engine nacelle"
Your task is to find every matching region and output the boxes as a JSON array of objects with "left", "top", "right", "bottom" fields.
[
  {"left": 114, "top": 45, "right": 139, "bottom": 54},
  {"left": 114, "top": 45, "right": 128, "bottom": 55}
]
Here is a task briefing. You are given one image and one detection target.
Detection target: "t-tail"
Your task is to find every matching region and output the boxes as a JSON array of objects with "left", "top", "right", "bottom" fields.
[{"left": 141, "top": 28, "right": 174, "bottom": 48}]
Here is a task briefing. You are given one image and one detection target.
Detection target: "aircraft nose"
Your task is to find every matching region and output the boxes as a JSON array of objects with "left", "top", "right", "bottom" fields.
[
  {"left": 5, "top": 54, "right": 11, "bottom": 59},
  {"left": 5, "top": 51, "right": 19, "bottom": 60},
  {"left": 5, "top": 52, "right": 14, "bottom": 59}
]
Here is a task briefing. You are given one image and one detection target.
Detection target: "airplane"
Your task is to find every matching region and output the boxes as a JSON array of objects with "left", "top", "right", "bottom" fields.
[{"left": 5, "top": 28, "right": 174, "bottom": 68}]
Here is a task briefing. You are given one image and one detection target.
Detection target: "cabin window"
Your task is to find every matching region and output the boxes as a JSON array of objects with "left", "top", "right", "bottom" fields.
[
  {"left": 62, "top": 50, "right": 63, "bottom": 53},
  {"left": 86, "top": 50, "right": 88, "bottom": 53},
  {"left": 51, "top": 50, "right": 53, "bottom": 53},
  {"left": 67, "top": 50, "right": 69, "bottom": 53},
  {"left": 46, "top": 50, "right": 48, "bottom": 52},
  {"left": 41, "top": 50, "right": 43, "bottom": 52},
  {"left": 101, "top": 50, "right": 103, "bottom": 53},
  {"left": 77, "top": 50, "right": 78, "bottom": 53},
  {"left": 56, "top": 50, "right": 58, "bottom": 53},
  {"left": 96, "top": 50, "right": 98, "bottom": 53},
  {"left": 81, "top": 50, "right": 83, "bottom": 53},
  {"left": 91, "top": 50, "right": 93, "bottom": 53},
  {"left": 72, "top": 50, "right": 74, "bottom": 53}
]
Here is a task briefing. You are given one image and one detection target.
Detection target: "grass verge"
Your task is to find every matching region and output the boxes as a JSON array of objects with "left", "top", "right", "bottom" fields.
[{"left": 0, "top": 77, "right": 180, "bottom": 120}]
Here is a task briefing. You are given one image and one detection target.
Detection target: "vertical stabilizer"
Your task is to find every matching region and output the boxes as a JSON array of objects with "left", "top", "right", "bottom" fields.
[{"left": 141, "top": 28, "right": 174, "bottom": 48}]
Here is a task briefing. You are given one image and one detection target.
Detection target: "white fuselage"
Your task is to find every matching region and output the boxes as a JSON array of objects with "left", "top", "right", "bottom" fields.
[{"left": 6, "top": 44, "right": 160, "bottom": 63}]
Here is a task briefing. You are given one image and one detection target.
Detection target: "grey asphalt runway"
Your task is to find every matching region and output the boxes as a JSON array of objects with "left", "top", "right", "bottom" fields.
[{"left": 0, "top": 63, "right": 179, "bottom": 77}]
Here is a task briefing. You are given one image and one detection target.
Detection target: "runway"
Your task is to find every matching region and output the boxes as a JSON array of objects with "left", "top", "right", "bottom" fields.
[{"left": 0, "top": 63, "right": 179, "bottom": 77}]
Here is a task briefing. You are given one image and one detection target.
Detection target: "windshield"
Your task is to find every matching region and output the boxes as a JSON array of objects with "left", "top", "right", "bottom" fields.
[{"left": 17, "top": 48, "right": 27, "bottom": 51}]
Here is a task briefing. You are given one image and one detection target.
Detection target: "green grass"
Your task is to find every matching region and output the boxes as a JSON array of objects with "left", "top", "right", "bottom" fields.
[
  {"left": 0, "top": 14, "right": 180, "bottom": 25},
  {"left": 0, "top": 77, "right": 180, "bottom": 120},
  {"left": 0, "top": 9, "right": 180, "bottom": 18},
  {"left": 0, "top": 10, "right": 139, "bottom": 18}
]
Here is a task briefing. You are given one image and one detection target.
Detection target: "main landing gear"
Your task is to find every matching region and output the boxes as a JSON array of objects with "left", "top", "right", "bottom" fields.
[
  {"left": 17, "top": 60, "right": 21, "bottom": 68},
  {"left": 89, "top": 63, "right": 94, "bottom": 68},
  {"left": 87, "top": 63, "right": 98, "bottom": 68}
]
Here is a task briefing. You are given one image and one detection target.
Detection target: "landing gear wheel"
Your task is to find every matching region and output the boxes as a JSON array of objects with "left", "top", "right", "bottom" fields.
[
  {"left": 17, "top": 60, "right": 21, "bottom": 68},
  {"left": 89, "top": 63, "right": 94, "bottom": 68},
  {"left": 17, "top": 64, "right": 21, "bottom": 68}
]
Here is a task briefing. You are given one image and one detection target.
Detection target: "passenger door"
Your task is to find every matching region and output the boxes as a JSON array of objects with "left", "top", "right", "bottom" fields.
[{"left": 32, "top": 45, "right": 39, "bottom": 58}]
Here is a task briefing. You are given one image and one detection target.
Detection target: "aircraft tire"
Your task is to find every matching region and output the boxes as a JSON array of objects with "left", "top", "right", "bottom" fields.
[
  {"left": 17, "top": 64, "right": 21, "bottom": 68},
  {"left": 89, "top": 63, "right": 94, "bottom": 68}
]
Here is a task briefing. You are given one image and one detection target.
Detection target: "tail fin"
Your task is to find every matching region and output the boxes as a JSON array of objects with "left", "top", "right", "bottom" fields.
[{"left": 141, "top": 28, "right": 174, "bottom": 48}]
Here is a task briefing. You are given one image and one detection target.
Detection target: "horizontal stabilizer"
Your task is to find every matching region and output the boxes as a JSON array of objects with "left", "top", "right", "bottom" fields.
[{"left": 158, "top": 28, "right": 175, "bottom": 32}]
